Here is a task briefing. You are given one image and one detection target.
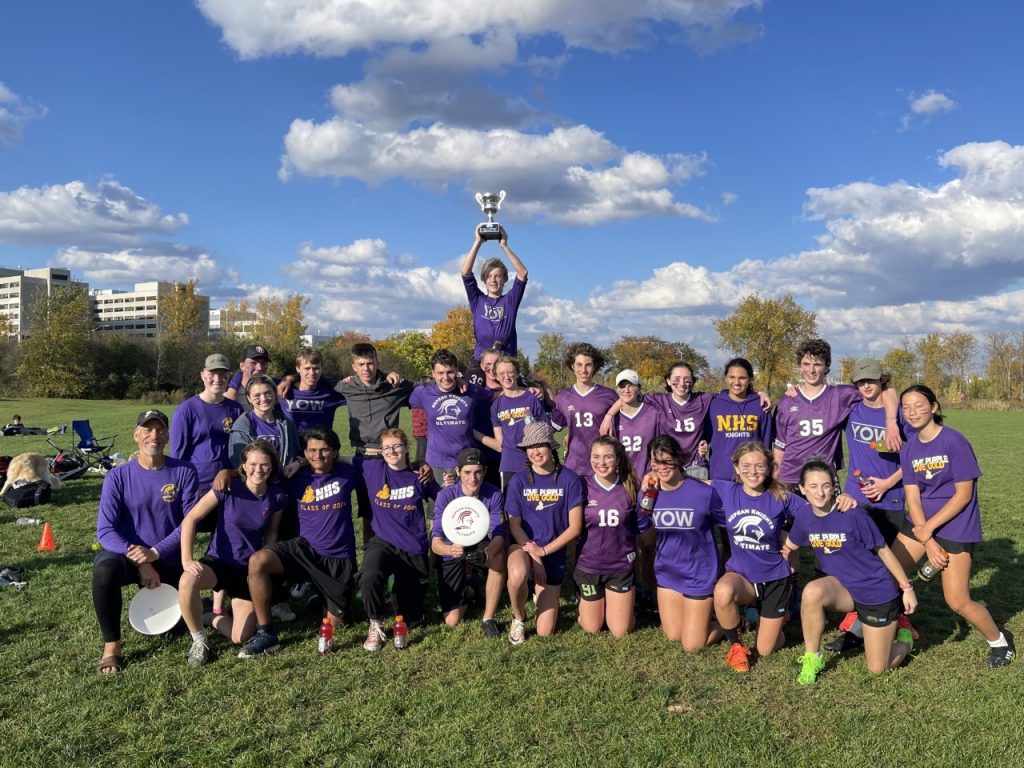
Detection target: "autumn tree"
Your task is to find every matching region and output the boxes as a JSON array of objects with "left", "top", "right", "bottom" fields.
[
  {"left": 532, "top": 333, "right": 570, "bottom": 391},
  {"left": 983, "top": 331, "right": 1024, "bottom": 401},
  {"left": 16, "top": 284, "right": 95, "bottom": 397},
  {"left": 714, "top": 293, "right": 817, "bottom": 396},
  {"left": 838, "top": 356, "right": 856, "bottom": 384},
  {"left": 255, "top": 294, "right": 308, "bottom": 364},
  {"left": 376, "top": 331, "right": 433, "bottom": 379},
  {"left": 429, "top": 306, "right": 475, "bottom": 370},
  {"left": 156, "top": 279, "right": 210, "bottom": 392},
  {"left": 881, "top": 346, "right": 918, "bottom": 392},
  {"left": 606, "top": 335, "right": 710, "bottom": 388}
]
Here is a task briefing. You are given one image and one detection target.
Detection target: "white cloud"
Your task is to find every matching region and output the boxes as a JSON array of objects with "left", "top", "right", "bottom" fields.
[
  {"left": 721, "top": 191, "right": 738, "bottom": 206},
  {"left": 56, "top": 245, "right": 236, "bottom": 288},
  {"left": 0, "top": 81, "right": 46, "bottom": 144},
  {"left": 910, "top": 89, "right": 956, "bottom": 116},
  {"left": 197, "top": 0, "right": 764, "bottom": 59},
  {"left": 0, "top": 179, "right": 188, "bottom": 246}
]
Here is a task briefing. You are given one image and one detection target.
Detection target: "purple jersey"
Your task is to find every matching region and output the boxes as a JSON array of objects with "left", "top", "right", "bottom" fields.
[
  {"left": 490, "top": 390, "right": 548, "bottom": 473},
  {"left": 646, "top": 391, "right": 715, "bottom": 466},
  {"left": 431, "top": 481, "right": 507, "bottom": 561},
  {"left": 577, "top": 476, "right": 650, "bottom": 575},
  {"left": 96, "top": 457, "right": 200, "bottom": 561},
  {"left": 356, "top": 457, "right": 438, "bottom": 555},
  {"left": 282, "top": 381, "right": 347, "bottom": 433},
  {"left": 773, "top": 384, "right": 861, "bottom": 484},
  {"left": 649, "top": 479, "right": 724, "bottom": 596},
  {"left": 170, "top": 395, "right": 244, "bottom": 489},
  {"left": 789, "top": 504, "right": 899, "bottom": 605},
  {"left": 550, "top": 384, "right": 619, "bottom": 476},
  {"left": 410, "top": 382, "right": 490, "bottom": 468},
  {"left": 615, "top": 402, "right": 661, "bottom": 478},
  {"left": 208, "top": 478, "right": 288, "bottom": 567},
  {"left": 464, "top": 273, "right": 527, "bottom": 360},
  {"left": 900, "top": 426, "right": 982, "bottom": 543},
  {"left": 712, "top": 480, "right": 798, "bottom": 583},
  {"left": 506, "top": 467, "right": 585, "bottom": 570},
  {"left": 707, "top": 392, "right": 773, "bottom": 481},
  {"left": 845, "top": 402, "right": 906, "bottom": 511},
  {"left": 284, "top": 463, "right": 357, "bottom": 559}
]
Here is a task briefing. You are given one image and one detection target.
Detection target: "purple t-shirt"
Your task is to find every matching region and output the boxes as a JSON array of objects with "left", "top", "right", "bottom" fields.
[
  {"left": 844, "top": 402, "right": 906, "bottom": 511},
  {"left": 773, "top": 384, "right": 861, "bottom": 484},
  {"left": 789, "top": 503, "right": 899, "bottom": 605},
  {"left": 711, "top": 480, "right": 798, "bottom": 584},
  {"left": 207, "top": 478, "right": 288, "bottom": 567},
  {"left": 577, "top": 476, "right": 650, "bottom": 575},
  {"left": 899, "top": 426, "right": 982, "bottom": 543},
  {"left": 550, "top": 384, "right": 619, "bottom": 476},
  {"left": 282, "top": 381, "right": 347, "bottom": 433},
  {"left": 284, "top": 464, "right": 357, "bottom": 559},
  {"left": 249, "top": 415, "right": 283, "bottom": 457},
  {"left": 170, "top": 395, "right": 244, "bottom": 489},
  {"left": 646, "top": 391, "right": 715, "bottom": 466},
  {"left": 615, "top": 402, "right": 661, "bottom": 478},
  {"left": 464, "top": 273, "right": 527, "bottom": 360},
  {"left": 410, "top": 382, "right": 490, "bottom": 468},
  {"left": 96, "top": 457, "right": 200, "bottom": 561},
  {"left": 649, "top": 479, "right": 724, "bottom": 596},
  {"left": 707, "top": 391, "right": 774, "bottom": 481},
  {"left": 356, "top": 457, "right": 438, "bottom": 555},
  {"left": 490, "top": 390, "right": 548, "bottom": 473},
  {"left": 431, "top": 481, "right": 507, "bottom": 562},
  {"left": 506, "top": 466, "right": 586, "bottom": 570}
]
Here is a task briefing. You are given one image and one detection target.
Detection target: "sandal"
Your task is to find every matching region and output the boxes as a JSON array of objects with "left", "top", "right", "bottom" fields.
[{"left": 96, "top": 655, "right": 124, "bottom": 675}]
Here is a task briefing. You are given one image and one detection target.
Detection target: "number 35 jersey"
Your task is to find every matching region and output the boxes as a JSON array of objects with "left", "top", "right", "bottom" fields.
[{"left": 773, "top": 384, "right": 860, "bottom": 485}]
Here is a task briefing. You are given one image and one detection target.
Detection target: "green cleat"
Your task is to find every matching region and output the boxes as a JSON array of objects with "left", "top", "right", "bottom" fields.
[{"left": 797, "top": 652, "right": 825, "bottom": 685}]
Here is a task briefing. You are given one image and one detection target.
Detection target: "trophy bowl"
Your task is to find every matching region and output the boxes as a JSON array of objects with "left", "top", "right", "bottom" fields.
[{"left": 475, "top": 190, "right": 506, "bottom": 241}]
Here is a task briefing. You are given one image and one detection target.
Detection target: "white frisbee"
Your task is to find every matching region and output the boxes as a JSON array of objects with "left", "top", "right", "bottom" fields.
[
  {"left": 441, "top": 495, "right": 491, "bottom": 546},
  {"left": 128, "top": 583, "right": 182, "bottom": 635}
]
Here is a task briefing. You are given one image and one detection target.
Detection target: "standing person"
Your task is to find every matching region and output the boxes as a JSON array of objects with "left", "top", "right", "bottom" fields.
[
  {"left": 638, "top": 435, "right": 724, "bottom": 652},
  {"left": 783, "top": 460, "right": 918, "bottom": 684},
  {"left": 240, "top": 428, "right": 358, "bottom": 657},
  {"left": 505, "top": 422, "right": 585, "bottom": 645},
  {"left": 889, "top": 385, "right": 1014, "bottom": 667},
  {"left": 706, "top": 358, "right": 774, "bottom": 481},
  {"left": 92, "top": 409, "right": 199, "bottom": 674},
  {"left": 576, "top": 436, "right": 647, "bottom": 638},
  {"left": 357, "top": 429, "right": 439, "bottom": 650},
  {"left": 177, "top": 441, "right": 288, "bottom": 665},
  {"left": 480, "top": 355, "right": 548, "bottom": 489},
  {"left": 710, "top": 442, "right": 803, "bottom": 672},
  {"left": 225, "top": 344, "right": 273, "bottom": 409},
  {"left": 171, "top": 354, "right": 244, "bottom": 493},
  {"left": 431, "top": 448, "right": 508, "bottom": 636},
  {"left": 611, "top": 368, "right": 661, "bottom": 479},
  {"left": 228, "top": 374, "right": 302, "bottom": 470},
  {"left": 550, "top": 342, "right": 618, "bottom": 478},
  {"left": 462, "top": 226, "right": 528, "bottom": 361},
  {"left": 279, "top": 347, "right": 348, "bottom": 434}
]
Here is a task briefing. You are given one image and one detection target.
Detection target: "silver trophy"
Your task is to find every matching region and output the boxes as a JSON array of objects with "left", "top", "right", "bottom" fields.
[{"left": 475, "top": 190, "right": 506, "bottom": 241}]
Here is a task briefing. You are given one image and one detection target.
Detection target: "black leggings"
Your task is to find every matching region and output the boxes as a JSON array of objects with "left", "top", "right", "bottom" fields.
[
  {"left": 359, "top": 537, "right": 429, "bottom": 623},
  {"left": 92, "top": 551, "right": 181, "bottom": 642}
]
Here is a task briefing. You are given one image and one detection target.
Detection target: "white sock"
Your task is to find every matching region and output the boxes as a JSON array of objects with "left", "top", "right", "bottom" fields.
[
  {"left": 191, "top": 629, "right": 207, "bottom": 643},
  {"left": 988, "top": 632, "right": 1007, "bottom": 648}
]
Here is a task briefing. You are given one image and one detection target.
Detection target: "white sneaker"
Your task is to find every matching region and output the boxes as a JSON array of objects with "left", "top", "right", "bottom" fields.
[
  {"left": 271, "top": 602, "right": 296, "bottom": 622},
  {"left": 363, "top": 620, "right": 388, "bottom": 652},
  {"left": 290, "top": 582, "right": 311, "bottom": 599},
  {"left": 509, "top": 618, "right": 526, "bottom": 646},
  {"left": 187, "top": 638, "right": 210, "bottom": 666}
]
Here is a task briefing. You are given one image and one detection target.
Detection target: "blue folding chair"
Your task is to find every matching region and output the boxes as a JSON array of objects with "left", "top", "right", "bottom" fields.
[{"left": 69, "top": 420, "right": 117, "bottom": 472}]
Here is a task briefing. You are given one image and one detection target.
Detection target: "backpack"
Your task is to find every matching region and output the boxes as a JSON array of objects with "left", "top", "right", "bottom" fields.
[{"left": 2, "top": 481, "right": 52, "bottom": 509}]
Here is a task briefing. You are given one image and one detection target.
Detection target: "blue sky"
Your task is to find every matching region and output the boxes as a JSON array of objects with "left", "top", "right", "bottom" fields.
[{"left": 2, "top": 1, "right": 1022, "bottom": 363}]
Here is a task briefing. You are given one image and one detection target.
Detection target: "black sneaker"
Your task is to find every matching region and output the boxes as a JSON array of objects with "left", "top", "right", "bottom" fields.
[
  {"left": 825, "top": 632, "right": 864, "bottom": 653},
  {"left": 238, "top": 628, "right": 281, "bottom": 658},
  {"left": 987, "top": 629, "right": 1015, "bottom": 668},
  {"left": 481, "top": 618, "right": 501, "bottom": 638}
]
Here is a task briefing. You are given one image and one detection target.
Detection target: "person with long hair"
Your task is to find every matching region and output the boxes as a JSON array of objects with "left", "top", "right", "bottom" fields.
[
  {"left": 782, "top": 460, "right": 918, "bottom": 684},
  {"left": 229, "top": 374, "right": 302, "bottom": 470},
  {"left": 889, "top": 384, "right": 1014, "bottom": 667},
  {"left": 178, "top": 440, "right": 287, "bottom": 665},
  {"left": 610, "top": 369, "right": 661, "bottom": 480},
  {"left": 576, "top": 436, "right": 648, "bottom": 637},
  {"left": 706, "top": 358, "right": 773, "bottom": 481},
  {"left": 505, "top": 422, "right": 584, "bottom": 644},
  {"left": 479, "top": 355, "right": 548, "bottom": 489}
]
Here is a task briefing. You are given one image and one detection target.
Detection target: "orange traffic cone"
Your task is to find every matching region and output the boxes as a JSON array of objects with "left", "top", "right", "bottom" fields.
[{"left": 36, "top": 521, "right": 56, "bottom": 552}]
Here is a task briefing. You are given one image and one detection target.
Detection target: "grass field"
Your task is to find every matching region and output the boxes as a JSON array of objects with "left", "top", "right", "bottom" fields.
[{"left": 1, "top": 398, "right": 1021, "bottom": 767}]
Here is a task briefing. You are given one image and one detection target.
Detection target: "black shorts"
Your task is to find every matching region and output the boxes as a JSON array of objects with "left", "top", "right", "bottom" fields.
[
  {"left": 436, "top": 556, "right": 471, "bottom": 614},
  {"left": 266, "top": 538, "right": 355, "bottom": 618},
  {"left": 898, "top": 519, "right": 976, "bottom": 554},
  {"left": 854, "top": 594, "right": 903, "bottom": 628},
  {"left": 574, "top": 567, "right": 634, "bottom": 601},
  {"left": 200, "top": 557, "right": 251, "bottom": 601},
  {"left": 751, "top": 575, "right": 793, "bottom": 619},
  {"left": 866, "top": 505, "right": 905, "bottom": 546}
]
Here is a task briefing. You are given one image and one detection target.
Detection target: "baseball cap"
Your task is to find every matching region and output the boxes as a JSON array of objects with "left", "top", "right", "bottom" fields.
[
  {"left": 615, "top": 369, "right": 640, "bottom": 386},
  {"left": 242, "top": 344, "right": 271, "bottom": 361},
  {"left": 204, "top": 353, "right": 231, "bottom": 371},
  {"left": 851, "top": 358, "right": 882, "bottom": 383},
  {"left": 456, "top": 447, "right": 485, "bottom": 469},
  {"left": 136, "top": 409, "right": 169, "bottom": 428},
  {"left": 517, "top": 421, "right": 557, "bottom": 449}
]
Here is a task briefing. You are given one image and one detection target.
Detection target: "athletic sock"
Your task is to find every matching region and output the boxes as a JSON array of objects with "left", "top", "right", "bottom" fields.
[
  {"left": 191, "top": 629, "right": 207, "bottom": 643},
  {"left": 722, "top": 623, "right": 741, "bottom": 645},
  {"left": 849, "top": 620, "right": 864, "bottom": 638},
  {"left": 988, "top": 632, "right": 1008, "bottom": 648}
]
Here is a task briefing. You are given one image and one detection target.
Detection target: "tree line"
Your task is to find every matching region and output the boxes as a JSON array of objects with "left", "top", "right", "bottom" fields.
[{"left": 2, "top": 283, "right": 1020, "bottom": 406}]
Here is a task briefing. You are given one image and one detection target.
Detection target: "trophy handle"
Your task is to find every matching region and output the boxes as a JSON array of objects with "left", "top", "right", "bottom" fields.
[
  {"left": 497, "top": 190, "right": 506, "bottom": 206},
  {"left": 475, "top": 192, "right": 485, "bottom": 208}
]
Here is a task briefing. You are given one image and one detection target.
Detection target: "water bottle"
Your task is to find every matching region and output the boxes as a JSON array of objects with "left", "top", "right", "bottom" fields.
[
  {"left": 869, "top": 441, "right": 894, "bottom": 453},
  {"left": 639, "top": 478, "right": 658, "bottom": 516},
  {"left": 917, "top": 550, "right": 948, "bottom": 582},
  {"left": 852, "top": 470, "right": 870, "bottom": 489},
  {"left": 16, "top": 517, "right": 43, "bottom": 525},
  {"left": 317, "top": 616, "right": 334, "bottom": 655},
  {"left": 393, "top": 614, "right": 408, "bottom": 649}
]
